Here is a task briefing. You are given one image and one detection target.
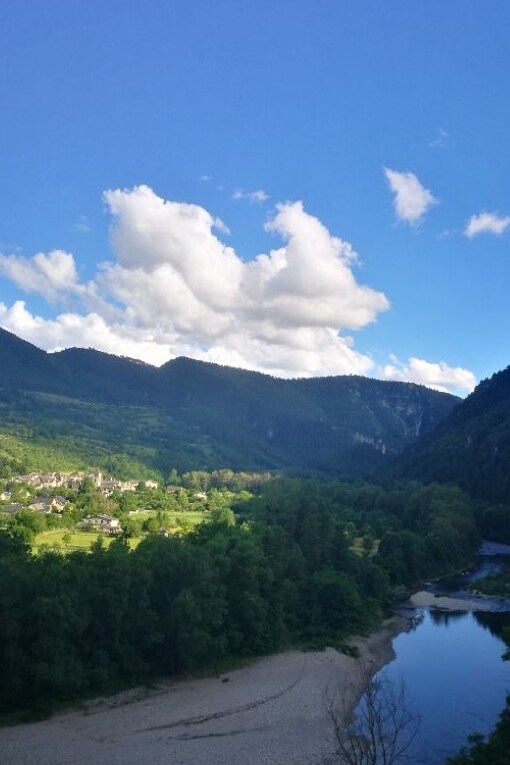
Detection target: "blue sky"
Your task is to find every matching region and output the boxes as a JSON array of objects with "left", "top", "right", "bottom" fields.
[{"left": 1, "top": 1, "right": 509, "bottom": 395}]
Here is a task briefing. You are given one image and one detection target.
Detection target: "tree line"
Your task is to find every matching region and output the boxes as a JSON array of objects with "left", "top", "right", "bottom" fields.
[{"left": 0, "top": 478, "right": 480, "bottom": 718}]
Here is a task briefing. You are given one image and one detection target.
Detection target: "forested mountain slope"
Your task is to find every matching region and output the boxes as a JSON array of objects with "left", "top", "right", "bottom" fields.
[
  {"left": 0, "top": 328, "right": 458, "bottom": 478},
  {"left": 384, "top": 364, "right": 510, "bottom": 506}
]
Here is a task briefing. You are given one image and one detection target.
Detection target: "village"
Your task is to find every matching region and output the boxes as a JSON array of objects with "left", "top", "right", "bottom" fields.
[
  {"left": 12, "top": 468, "right": 159, "bottom": 493},
  {"left": 0, "top": 468, "right": 240, "bottom": 543},
  {"left": 0, "top": 470, "right": 164, "bottom": 536}
]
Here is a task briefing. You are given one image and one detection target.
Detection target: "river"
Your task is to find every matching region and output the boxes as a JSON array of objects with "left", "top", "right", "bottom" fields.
[{"left": 366, "top": 542, "right": 510, "bottom": 764}]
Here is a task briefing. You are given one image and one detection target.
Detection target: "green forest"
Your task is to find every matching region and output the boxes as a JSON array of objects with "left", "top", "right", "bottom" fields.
[
  {"left": 1, "top": 330, "right": 510, "bottom": 758},
  {"left": 0, "top": 328, "right": 458, "bottom": 479},
  {"left": 0, "top": 477, "right": 479, "bottom": 719},
  {"left": 386, "top": 365, "right": 510, "bottom": 513}
]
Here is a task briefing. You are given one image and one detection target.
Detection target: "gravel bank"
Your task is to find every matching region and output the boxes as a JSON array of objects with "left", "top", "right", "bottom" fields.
[
  {"left": 0, "top": 617, "right": 407, "bottom": 765},
  {"left": 410, "top": 590, "right": 503, "bottom": 611}
]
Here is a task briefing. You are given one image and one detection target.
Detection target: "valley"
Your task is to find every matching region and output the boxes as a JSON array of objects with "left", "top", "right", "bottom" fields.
[{"left": 1, "top": 329, "right": 510, "bottom": 764}]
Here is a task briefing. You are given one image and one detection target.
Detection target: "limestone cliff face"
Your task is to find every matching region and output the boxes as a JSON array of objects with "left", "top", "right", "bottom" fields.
[{"left": 337, "top": 383, "right": 456, "bottom": 467}]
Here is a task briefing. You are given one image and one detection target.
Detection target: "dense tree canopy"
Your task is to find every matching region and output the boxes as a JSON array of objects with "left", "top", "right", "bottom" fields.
[{"left": 0, "top": 477, "right": 480, "bottom": 717}]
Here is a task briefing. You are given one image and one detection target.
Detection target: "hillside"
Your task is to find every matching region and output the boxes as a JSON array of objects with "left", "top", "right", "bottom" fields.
[
  {"left": 0, "top": 328, "right": 459, "bottom": 478},
  {"left": 384, "top": 364, "right": 510, "bottom": 508}
]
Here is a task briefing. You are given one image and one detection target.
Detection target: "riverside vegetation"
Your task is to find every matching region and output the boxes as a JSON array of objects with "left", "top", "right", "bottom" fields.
[
  {"left": 3, "top": 327, "right": 510, "bottom": 757},
  {"left": 0, "top": 476, "right": 480, "bottom": 719}
]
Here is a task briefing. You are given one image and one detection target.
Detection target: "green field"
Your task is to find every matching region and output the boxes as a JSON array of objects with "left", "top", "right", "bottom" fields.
[
  {"left": 33, "top": 530, "right": 134, "bottom": 551},
  {"left": 32, "top": 511, "right": 208, "bottom": 553},
  {"left": 128, "top": 509, "right": 207, "bottom": 524}
]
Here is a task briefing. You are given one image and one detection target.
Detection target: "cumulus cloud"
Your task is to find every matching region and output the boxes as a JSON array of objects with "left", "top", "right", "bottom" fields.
[
  {"left": 243, "top": 201, "right": 389, "bottom": 331},
  {"left": 102, "top": 188, "right": 390, "bottom": 364},
  {"left": 101, "top": 188, "right": 389, "bottom": 375},
  {"left": 104, "top": 185, "right": 243, "bottom": 313},
  {"left": 463, "top": 212, "right": 510, "bottom": 238},
  {"left": 0, "top": 249, "right": 88, "bottom": 303},
  {"left": 0, "top": 184, "right": 473, "bottom": 393},
  {"left": 0, "top": 185, "right": 392, "bottom": 379},
  {"left": 232, "top": 188, "right": 270, "bottom": 203},
  {"left": 384, "top": 168, "right": 437, "bottom": 225},
  {"left": 203, "top": 328, "right": 374, "bottom": 379},
  {"left": 0, "top": 300, "right": 177, "bottom": 365},
  {"left": 379, "top": 355, "right": 476, "bottom": 396}
]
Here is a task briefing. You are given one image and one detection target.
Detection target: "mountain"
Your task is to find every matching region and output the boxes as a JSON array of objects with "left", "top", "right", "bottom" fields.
[
  {"left": 383, "top": 364, "right": 510, "bottom": 506},
  {"left": 0, "top": 328, "right": 459, "bottom": 478}
]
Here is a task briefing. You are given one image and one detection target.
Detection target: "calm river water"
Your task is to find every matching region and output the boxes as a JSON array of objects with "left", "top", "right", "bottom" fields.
[{"left": 372, "top": 542, "right": 510, "bottom": 764}]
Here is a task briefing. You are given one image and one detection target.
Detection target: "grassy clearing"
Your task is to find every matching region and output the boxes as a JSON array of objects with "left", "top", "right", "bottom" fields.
[
  {"left": 350, "top": 537, "right": 380, "bottom": 556},
  {"left": 32, "top": 512, "right": 207, "bottom": 553},
  {"left": 33, "top": 530, "right": 140, "bottom": 552},
  {"left": 129, "top": 509, "right": 207, "bottom": 523}
]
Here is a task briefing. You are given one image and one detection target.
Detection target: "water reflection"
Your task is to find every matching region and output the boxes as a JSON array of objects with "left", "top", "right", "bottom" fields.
[
  {"left": 474, "top": 610, "right": 510, "bottom": 641},
  {"left": 379, "top": 547, "right": 510, "bottom": 763},
  {"left": 428, "top": 609, "right": 467, "bottom": 627},
  {"left": 380, "top": 610, "right": 510, "bottom": 764}
]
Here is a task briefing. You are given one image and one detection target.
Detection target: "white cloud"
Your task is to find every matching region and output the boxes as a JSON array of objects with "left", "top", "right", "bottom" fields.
[
  {"left": 0, "top": 247, "right": 111, "bottom": 318},
  {"left": 232, "top": 188, "right": 270, "bottom": 203},
  {"left": 0, "top": 185, "right": 392, "bottom": 379},
  {"left": 243, "top": 201, "right": 389, "bottom": 331},
  {"left": 0, "top": 249, "right": 82, "bottom": 302},
  {"left": 104, "top": 185, "right": 243, "bottom": 311},
  {"left": 0, "top": 299, "right": 378, "bottom": 379},
  {"left": 463, "top": 212, "right": 510, "bottom": 238},
  {"left": 0, "top": 185, "right": 474, "bottom": 394},
  {"left": 379, "top": 356, "right": 476, "bottom": 396},
  {"left": 213, "top": 217, "right": 231, "bottom": 235},
  {"left": 202, "top": 328, "right": 374, "bottom": 379},
  {"left": 0, "top": 300, "right": 176, "bottom": 365},
  {"left": 384, "top": 168, "right": 437, "bottom": 225},
  {"left": 0, "top": 185, "right": 479, "bottom": 394}
]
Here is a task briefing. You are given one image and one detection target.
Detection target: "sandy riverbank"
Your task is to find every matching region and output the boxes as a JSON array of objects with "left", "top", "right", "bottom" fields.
[
  {"left": 410, "top": 590, "right": 500, "bottom": 611},
  {"left": 0, "top": 616, "right": 407, "bottom": 765}
]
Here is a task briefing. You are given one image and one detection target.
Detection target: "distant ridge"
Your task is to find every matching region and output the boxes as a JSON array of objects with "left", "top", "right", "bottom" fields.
[{"left": 0, "top": 328, "right": 459, "bottom": 477}]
